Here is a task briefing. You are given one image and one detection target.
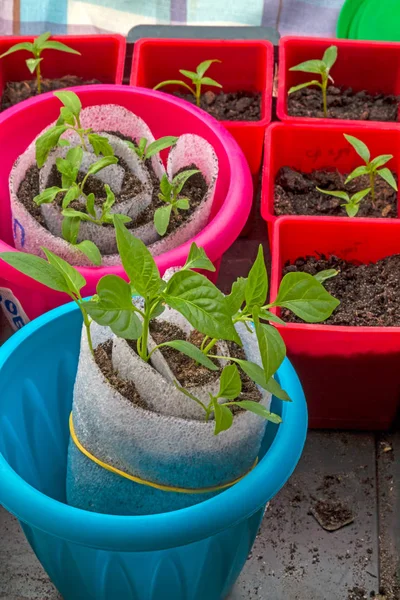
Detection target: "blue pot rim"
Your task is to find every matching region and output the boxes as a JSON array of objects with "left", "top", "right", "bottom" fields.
[{"left": 0, "top": 301, "right": 307, "bottom": 552}]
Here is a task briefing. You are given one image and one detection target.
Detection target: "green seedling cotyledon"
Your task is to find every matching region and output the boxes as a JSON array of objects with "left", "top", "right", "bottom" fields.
[
  {"left": 0, "top": 32, "right": 81, "bottom": 94},
  {"left": 154, "top": 60, "right": 222, "bottom": 107},
  {"left": 126, "top": 136, "right": 178, "bottom": 161},
  {"left": 317, "top": 134, "right": 398, "bottom": 216},
  {"left": 288, "top": 45, "right": 338, "bottom": 118},
  {"left": 155, "top": 170, "right": 200, "bottom": 236}
]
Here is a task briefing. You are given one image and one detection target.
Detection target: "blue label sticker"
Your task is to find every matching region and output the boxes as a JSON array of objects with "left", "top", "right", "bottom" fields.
[{"left": 0, "top": 288, "right": 29, "bottom": 330}]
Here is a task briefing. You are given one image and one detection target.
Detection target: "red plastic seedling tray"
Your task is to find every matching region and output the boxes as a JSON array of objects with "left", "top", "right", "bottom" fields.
[
  {"left": 0, "top": 34, "right": 126, "bottom": 106},
  {"left": 262, "top": 122, "right": 400, "bottom": 239},
  {"left": 270, "top": 216, "right": 400, "bottom": 430},
  {"left": 130, "top": 38, "right": 273, "bottom": 176},
  {"left": 277, "top": 36, "right": 400, "bottom": 126}
]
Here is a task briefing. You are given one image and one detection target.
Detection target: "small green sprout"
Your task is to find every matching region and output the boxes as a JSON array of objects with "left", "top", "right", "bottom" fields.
[
  {"left": 126, "top": 136, "right": 178, "bottom": 161},
  {"left": 288, "top": 45, "right": 338, "bottom": 118},
  {"left": 343, "top": 134, "right": 398, "bottom": 206},
  {"left": 34, "top": 146, "right": 129, "bottom": 265},
  {"left": 176, "top": 363, "right": 282, "bottom": 435},
  {"left": 36, "top": 91, "right": 114, "bottom": 168},
  {"left": 316, "top": 187, "right": 371, "bottom": 217},
  {"left": 0, "top": 32, "right": 81, "bottom": 94},
  {"left": 154, "top": 59, "right": 222, "bottom": 107},
  {"left": 154, "top": 169, "right": 200, "bottom": 236}
]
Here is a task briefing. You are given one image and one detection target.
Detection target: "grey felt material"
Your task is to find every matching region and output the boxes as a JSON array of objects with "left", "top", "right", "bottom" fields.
[
  {"left": 10, "top": 106, "right": 218, "bottom": 266},
  {"left": 39, "top": 132, "right": 152, "bottom": 256},
  {"left": 66, "top": 315, "right": 271, "bottom": 515}
]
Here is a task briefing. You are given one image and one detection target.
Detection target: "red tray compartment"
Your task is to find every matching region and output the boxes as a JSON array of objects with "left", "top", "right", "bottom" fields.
[
  {"left": 262, "top": 122, "right": 400, "bottom": 239},
  {"left": 0, "top": 34, "right": 126, "bottom": 106},
  {"left": 130, "top": 38, "right": 273, "bottom": 176},
  {"left": 270, "top": 217, "right": 400, "bottom": 430},
  {"left": 277, "top": 36, "right": 400, "bottom": 126}
]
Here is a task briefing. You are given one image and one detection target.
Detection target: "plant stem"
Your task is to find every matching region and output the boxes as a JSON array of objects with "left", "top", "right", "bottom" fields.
[
  {"left": 369, "top": 172, "right": 376, "bottom": 207},
  {"left": 322, "top": 76, "right": 328, "bottom": 118},
  {"left": 195, "top": 81, "right": 201, "bottom": 107},
  {"left": 203, "top": 337, "right": 218, "bottom": 355},
  {"left": 77, "top": 300, "right": 94, "bottom": 356},
  {"left": 200, "top": 335, "right": 209, "bottom": 351},
  {"left": 36, "top": 61, "right": 42, "bottom": 94},
  {"left": 138, "top": 304, "right": 151, "bottom": 361},
  {"left": 75, "top": 118, "right": 88, "bottom": 151}
]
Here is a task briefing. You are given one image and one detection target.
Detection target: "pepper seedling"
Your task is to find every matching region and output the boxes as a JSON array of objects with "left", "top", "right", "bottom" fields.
[
  {"left": 126, "top": 136, "right": 178, "bottom": 161},
  {"left": 343, "top": 134, "right": 398, "bottom": 206},
  {"left": 0, "top": 32, "right": 81, "bottom": 94},
  {"left": 316, "top": 187, "right": 371, "bottom": 217},
  {"left": 154, "top": 59, "right": 222, "bottom": 107},
  {"left": 0, "top": 221, "right": 339, "bottom": 434},
  {"left": 288, "top": 45, "right": 338, "bottom": 118},
  {"left": 154, "top": 169, "right": 200, "bottom": 236},
  {"left": 33, "top": 146, "right": 127, "bottom": 265},
  {"left": 36, "top": 91, "right": 114, "bottom": 168},
  {"left": 176, "top": 363, "right": 282, "bottom": 435}
]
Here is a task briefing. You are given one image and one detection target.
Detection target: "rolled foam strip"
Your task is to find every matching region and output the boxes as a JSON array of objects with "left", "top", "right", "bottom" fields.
[{"left": 67, "top": 319, "right": 271, "bottom": 515}]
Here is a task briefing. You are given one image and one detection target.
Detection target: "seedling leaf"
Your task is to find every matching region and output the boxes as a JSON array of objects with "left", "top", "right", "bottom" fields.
[
  {"left": 218, "top": 364, "right": 241, "bottom": 399},
  {"left": 183, "top": 242, "right": 216, "bottom": 272},
  {"left": 344, "top": 134, "right": 370, "bottom": 163},
  {"left": 160, "top": 340, "right": 219, "bottom": 371},
  {"left": 378, "top": 167, "right": 398, "bottom": 191},
  {"left": 274, "top": 272, "right": 340, "bottom": 322}
]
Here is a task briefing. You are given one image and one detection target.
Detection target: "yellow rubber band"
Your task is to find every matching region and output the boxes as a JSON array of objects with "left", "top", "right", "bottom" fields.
[{"left": 69, "top": 413, "right": 258, "bottom": 494}]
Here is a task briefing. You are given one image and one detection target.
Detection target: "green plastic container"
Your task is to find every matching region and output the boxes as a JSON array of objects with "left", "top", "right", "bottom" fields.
[{"left": 338, "top": 0, "right": 400, "bottom": 41}]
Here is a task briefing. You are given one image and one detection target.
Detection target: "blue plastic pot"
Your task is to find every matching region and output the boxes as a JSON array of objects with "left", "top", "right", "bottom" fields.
[{"left": 0, "top": 302, "right": 307, "bottom": 600}]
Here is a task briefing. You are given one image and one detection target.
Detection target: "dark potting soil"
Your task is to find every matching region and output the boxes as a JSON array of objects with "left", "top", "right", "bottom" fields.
[
  {"left": 149, "top": 319, "right": 261, "bottom": 402},
  {"left": 48, "top": 159, "right": 144, "bottom": 207},
  {"left": 0, "top": 75, "right": 101, "bottom": 111},
  {"left": 94, "top": 340, "right": 147, "bottom": 409},
  {"left": 274, "top": 167, "right": 397, "bottom": 218},
  {"left": 282, "top": 254, "right": 400, "bottom": 327},
  {"left": 173, "top": 90, "right": 261, "bottom": 121},
  {"left": 16, "top": 165, "right": 45, "bottom": 226},
  {"left": 287, "top": 85, "right": 400, "bottom": 122},
  {"left": 132, "top": 163, "right": 208, "bottom": 235},
  {"left": 310, "top": 499, "right": 354, "bottom": 531}
]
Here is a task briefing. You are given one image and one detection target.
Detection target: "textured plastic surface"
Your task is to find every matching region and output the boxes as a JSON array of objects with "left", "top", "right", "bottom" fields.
[
  {"left": 262, "top": 122, "right": 400, "bottom": 238},
  {"left": 0, "top": 34, "right": 126, "bottom": 105},
  {"left": 130, "top": 39, "right": 274, "bottom": 174},
  {"left": 0, "top": 301, "right": 307, "bottom": 600},
  {"left": 338, "top": 0, "right": 400, "bottom": 42},
  {"left": 278, "top": 36, "right": 400, "bottom": 126},
  {"left": 0, "top": 85, "right": 252, "bottom": 320},
  {"left": 271, "top": 217, "right": 400, "bottom": 430}
]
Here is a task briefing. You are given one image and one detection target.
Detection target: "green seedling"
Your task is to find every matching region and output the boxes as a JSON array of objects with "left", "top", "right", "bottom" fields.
[
  {"left": 126, "top": 136, "right": 178, "bottom": 161},
  {"left": 36, "top": 91, "right": 114, "bottom": 168},
  {"left": 316, "top": 187, "right": 371, "bottom": 217},
  {"left": 154, "top": 59, "right": 222, "bottom": 107},
  {"left": 288, "top": 45, "right": 338, "bottom": 118},
  {"left": 0, "top": 32, "right": 81, "bottom": 94},
  {"left": 176, "top": 364, "right": 282, "bottom": 435},
  {"left": 154, "top": 169, "right": 200, "bottom": 236},
  {"left": 33, "top": 146, "right": 128, "bottom": 265},
  {"left": 343, "top": 134, "right": 398, "bottom": 206},
  {"left": 0, "top": 222, "right": 339, "bottom": 434}
]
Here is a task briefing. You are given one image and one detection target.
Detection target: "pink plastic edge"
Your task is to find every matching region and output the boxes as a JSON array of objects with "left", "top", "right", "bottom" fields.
[{"left": 0, "top": 84, "right": 252, "bottom": 296}]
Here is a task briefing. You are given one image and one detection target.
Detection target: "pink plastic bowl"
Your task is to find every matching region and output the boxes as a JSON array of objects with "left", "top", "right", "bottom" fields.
[{"left": 0, "top": 85, "right": 252, "bottom": 322}]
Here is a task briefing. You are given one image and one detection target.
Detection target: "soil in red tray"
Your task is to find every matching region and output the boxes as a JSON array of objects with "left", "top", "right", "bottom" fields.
[
  {"left": 274, "top": 167, "right": 397, "bottom": 218},
  {"left": 0, "top": 75, "right": 101, "bottom": 111},
  {"left": 173, "top": 90, "right": 261, "bottom": 121},
  {"left": 282, "top": 254, "right": 400, "bottom": 326},
  {"left": 288, "top": 85, "right": 400, "bottom": 122}
]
